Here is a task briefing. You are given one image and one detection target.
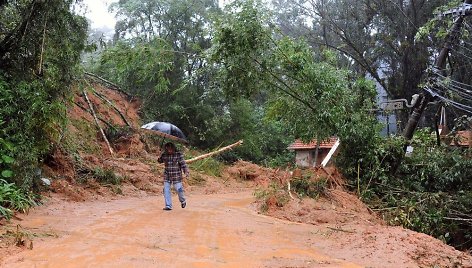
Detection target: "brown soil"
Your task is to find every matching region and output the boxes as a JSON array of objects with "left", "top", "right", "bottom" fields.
[
  {"left": 1, "top": 80, "right": 471, "bottom": 267},
  {"left": 1, "top": 189, "right": 471, "bottom": 268}
]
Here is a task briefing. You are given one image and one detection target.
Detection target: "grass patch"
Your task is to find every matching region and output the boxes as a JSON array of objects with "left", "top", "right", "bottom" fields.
[
  {"left": 189, "top": 157, "right": 224, "bottom": 177},
  {"left": 291, "top": 176, "right": 328, "bottom": 199},
  {"left": 254, "top": 182, "right": 290, "bottom": 213},
  {"left": 0, "top": 179, "right": 37, "bottom": 220},
  {"left": 187, "top": 173, "right": 206, "bottom": 186},
  {"left": 91, "top": 167, "right": 122, "bottom": 185},
  {"left": 77, "top": 165, "right": 123, "bottom": 186},
  {"left": 64, "top": 118, "right": 101, "bottom": 154}
]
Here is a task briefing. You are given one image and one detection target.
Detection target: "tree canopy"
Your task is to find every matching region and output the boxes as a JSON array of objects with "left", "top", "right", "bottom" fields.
[{"left": 0, "top": 0, "right": 88, "bottom": 185}]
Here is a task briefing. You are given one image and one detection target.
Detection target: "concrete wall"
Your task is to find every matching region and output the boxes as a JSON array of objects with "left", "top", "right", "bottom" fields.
[
  {"left": 295, "top": 149, "right": 330, "bottom": 167},
  {"left": 295, "top": 151, "right": 311, "bottom": 167}
]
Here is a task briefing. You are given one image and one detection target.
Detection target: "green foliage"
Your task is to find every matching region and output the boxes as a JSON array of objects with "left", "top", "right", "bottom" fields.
[
  {"left": 211, "top": 99, "right": 294, "bottom": 165},
  {"left": 254, "top": 182, "right": 290, "bottom": 212},
  {"left": 0, "top": 78, "right": 68, "bottom": 180},
  {"left": 94, "top": 39, "right": 172, "bottom": 96},
  {"left": 105, "top": 125, "right": 135, "bottom": 143},
  {"left": 0, "top": 1, "right": 88, "bottom": 188},
  {"left": 91, "top": 168, "right": 122, "bottom": 186},
  {"left": 94, "top": 0, "right": 222, "bottom": 148},
  {"left": 187, "top": 173, "right": 207, "bottom": 186},
  {"left": 189, "top": 158, "right": 224, "bottom": 177},
  {"left": 351, "top": 129, "right": 472, "bottom": 250},
  {"left": 66, "top": 118, "right": 101, "bottom": 154},
  {"left": 415, "top": 0, "right": 463, "bottom": 41},
  {"left": 211, "top": 1, "right": 379, "bottom": 164},
  {"left": 210, "top": 0, "right": 272, "bottom": 99},
  {"left": 0, "top": 179, "right": 37, "bottom": 220},
  {"left": 291, "top": 176, "right": 328, "bottom": 199},
  {"left": 0, "top": 134, "right": 15, "bottom": 179}
]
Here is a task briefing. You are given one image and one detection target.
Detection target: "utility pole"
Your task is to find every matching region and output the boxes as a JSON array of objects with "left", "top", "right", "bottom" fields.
[{"left": 402, "top": 0, "right": 472, "bottom": 143}]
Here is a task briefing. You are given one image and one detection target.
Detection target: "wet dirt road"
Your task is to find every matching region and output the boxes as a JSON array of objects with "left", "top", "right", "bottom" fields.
[{"left": 2, "top": 192, "right": 363, "bottom": 268}]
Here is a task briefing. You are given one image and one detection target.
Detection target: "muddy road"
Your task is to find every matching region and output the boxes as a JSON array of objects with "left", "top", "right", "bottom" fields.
[{"left": 1, "top": 191, "right": 471, "bottom": 268}]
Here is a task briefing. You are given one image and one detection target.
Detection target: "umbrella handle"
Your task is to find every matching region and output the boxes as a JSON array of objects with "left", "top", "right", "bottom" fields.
[{"left": 160, "top": 137, "right": 165, "bottom": 150}]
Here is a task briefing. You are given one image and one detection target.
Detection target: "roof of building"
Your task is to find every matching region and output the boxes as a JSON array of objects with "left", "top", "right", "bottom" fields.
[
  {"left": 287, "top": 137, "right": 338, "bottom": 150},
  {"left": 450, "top": 130, "right": 471, "bottom": 147}
]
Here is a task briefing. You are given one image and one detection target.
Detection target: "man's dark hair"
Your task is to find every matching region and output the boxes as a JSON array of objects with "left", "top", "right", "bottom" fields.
[{"left": 164, "top": 142, "right": 177, "bottom": 151}]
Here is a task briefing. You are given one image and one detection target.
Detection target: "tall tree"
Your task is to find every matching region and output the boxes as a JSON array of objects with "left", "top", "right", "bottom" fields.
[
  {"left": 95, "top": 0, "right": 225, "bottom": 146},
  {"left": 272, "top": 0, "right": 446, "bottom": 126},
  {"left": 210, "top": 0, "right": 379, "bottom": 161},
  {"left": 0, "top": 0, "right": 88, "bottom": 185}
]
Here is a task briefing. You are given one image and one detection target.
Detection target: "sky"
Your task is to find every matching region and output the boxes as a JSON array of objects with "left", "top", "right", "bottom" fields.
[
  {"left": 82, "top": 0, "right": 117, "bottom": 30},
  {"left": 81, "top": 0, "right": 229, "bottom": 30}
]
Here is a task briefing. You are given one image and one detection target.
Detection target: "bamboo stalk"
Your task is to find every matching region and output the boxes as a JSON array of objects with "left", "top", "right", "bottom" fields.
[
  {"left": 91, "top": 88, "right": 131, "bottom": 127},
  {"left": 38, "top": 18, "right": 47, "bottom": 75},
  {"left": 82, "top": 89, "right": 114, "bottom": 157},
  {"left": 84, "top": 72, "right": 132, "bottom": 98},
  {"left": 186, "top": 140, "right": 243, "bottom": 163},
  {"left": 140, "top": 128, "right": 189, "bottom": 144},
  {"left": 73, "top": 101, "right": 116, "bottom": 129}
]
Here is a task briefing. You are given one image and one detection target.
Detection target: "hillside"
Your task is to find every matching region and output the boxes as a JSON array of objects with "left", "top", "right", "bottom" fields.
[{"left": 1, "top": 78, "right": 471, "bottom": 267}]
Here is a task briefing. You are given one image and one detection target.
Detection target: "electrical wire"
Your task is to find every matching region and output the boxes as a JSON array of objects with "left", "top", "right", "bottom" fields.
[
  {"left": 451, "top": 48, "right": 472, "bottom": 61},
  {"left": 426, "top": 86, "right": 472, "bottom": 114},
  {"left": 435, "top": 72, "right": 472, "bottom": 88},
  {"left": 437, "top": 78, "right": 472, "bottom": 95}
]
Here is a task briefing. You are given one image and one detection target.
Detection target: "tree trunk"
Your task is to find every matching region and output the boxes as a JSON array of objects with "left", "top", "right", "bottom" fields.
[
  {"left": 186, "top": 140, "right": 243, "bottom": 164},
  {"left": 82, "top": 89, "right": 114, "bottom": 157}
]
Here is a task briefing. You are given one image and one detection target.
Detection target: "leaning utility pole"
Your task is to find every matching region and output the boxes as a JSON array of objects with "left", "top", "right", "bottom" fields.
[{"left": 402, "top": 0, "right": 472, "bottom": 143}]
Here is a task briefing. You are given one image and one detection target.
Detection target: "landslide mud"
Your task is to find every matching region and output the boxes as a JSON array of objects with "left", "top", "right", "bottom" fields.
[{"left": 2, "top": 192, "right": 359, "bottom": 268}]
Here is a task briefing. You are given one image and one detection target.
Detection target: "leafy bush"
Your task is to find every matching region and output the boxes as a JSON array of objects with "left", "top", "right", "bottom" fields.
[
  {"left": 351, "top": 129, "right": 472, "bottom": 250},
  {"left": 291, "top": 176, "right": 328, "bottom": 199},
  {"left": 0, "top": 1, "right": 88, "bottom": 189},
  {"left": 76, "top": 163, "right": 122, "bottom": 186},
  {"left": 187, "top": 173, "right": 206, "bottom": 186},
  {"left": 92, "top": 168, "right": 122, "bottom": 185},
  {"left": 0, "top": 135, "right": 15, "bottom": 179},
  {"left": 0, "top": 179, "right": 38, "bottom": 220},
  {"left": 189, "top": 157, "right": 224, "bottom": 177},
  {"left": 254, "top": 182, "right": 290, "bottom": 212},
  {"left": 105, "top": 125, "right": 135, "bottom": 143}
]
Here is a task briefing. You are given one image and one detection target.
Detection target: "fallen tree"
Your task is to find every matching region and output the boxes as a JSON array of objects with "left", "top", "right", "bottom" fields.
[{"left": 186, "top": 140, "right": 243, "bottom": 164}]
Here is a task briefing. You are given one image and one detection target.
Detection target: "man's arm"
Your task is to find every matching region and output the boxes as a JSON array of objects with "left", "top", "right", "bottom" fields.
[
  {"left": 179, "top": 153, "right": 189, "bottom": 176},
  {"left": 158, "top": 153, "right": 165, "bottom": 163}
]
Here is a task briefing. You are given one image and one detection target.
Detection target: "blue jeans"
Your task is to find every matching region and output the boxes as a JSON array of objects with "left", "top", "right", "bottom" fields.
[{"left": 163, "top": 181, "right": 185, "bottom": 209}]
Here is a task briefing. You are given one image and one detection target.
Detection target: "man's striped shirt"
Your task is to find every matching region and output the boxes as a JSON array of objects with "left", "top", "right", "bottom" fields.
[{"left": 158, "top": 151, "right": 189, "bottom": 182}]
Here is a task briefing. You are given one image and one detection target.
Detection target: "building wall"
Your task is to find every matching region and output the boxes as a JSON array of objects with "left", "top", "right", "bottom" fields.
[
  {"left": 295, "top": 149, "right": 330, "bottom": 167},
  {"left": 295, "top": 151, "right": 311, "bottom": 167}
]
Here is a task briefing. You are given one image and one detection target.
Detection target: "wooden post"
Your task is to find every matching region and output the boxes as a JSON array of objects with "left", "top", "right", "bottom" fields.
[{"left": 403, "top": 0, "right": 472, "bottom": 144}]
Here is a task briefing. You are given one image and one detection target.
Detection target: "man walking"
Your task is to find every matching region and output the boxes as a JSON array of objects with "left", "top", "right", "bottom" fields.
[{"left": 158, "top": 142, "right": 189, "bottom": 210}]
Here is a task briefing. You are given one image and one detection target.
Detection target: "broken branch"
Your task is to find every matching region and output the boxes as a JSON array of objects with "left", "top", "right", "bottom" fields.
[
  {"left": 84, "top": 72, "right": 132, "bottom": 98},
  {"left": 82, "top": 89, "right": 114, "bottom": 157},
  {"left": 186, "top": 140, "right": 243, "bottom": 164},
  {"left": 91, "top": 88, "right": 131, "bottom": 127},
  {"left": 73, "top": 101, "right": 116, "bottom": 129}
]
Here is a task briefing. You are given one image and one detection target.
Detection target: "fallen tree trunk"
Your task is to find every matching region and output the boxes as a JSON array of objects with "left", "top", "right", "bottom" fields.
[
  {"left": 186, "top": 140, "right": 243, "bottom": 164},
  {"left": 82, "top": 89, "right": 114, "bottom": 157},
  {"left": 84, "top": 72, "right": 132, "bottom": 99},
  {"left": 73, "top": 101, "right": 116, "bottom": 129},
  {"left": 91, "top": 88, "right": 132, "bottom": 127}
]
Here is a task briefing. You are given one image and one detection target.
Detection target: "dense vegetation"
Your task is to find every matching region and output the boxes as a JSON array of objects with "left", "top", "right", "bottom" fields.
[
  {"left": 0, "top": 0, "right": 88, "bottom": 217},
  {"left": 1, "top": 0, "right": 471, "bottom": 251}
]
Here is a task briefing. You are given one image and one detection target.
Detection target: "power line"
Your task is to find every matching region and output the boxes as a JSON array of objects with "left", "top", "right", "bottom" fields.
[{"left": 427, "top": 86, "right": 472, "bottom": 114}]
